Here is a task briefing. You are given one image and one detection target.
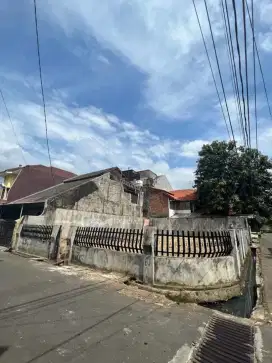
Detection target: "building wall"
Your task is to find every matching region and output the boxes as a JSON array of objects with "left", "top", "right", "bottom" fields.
[
  {"left": 153, "top": 175, "right": 172, "bottom": 192},
  {"left": 47, "top": 173, "right": 142, "bottom": 218},
  {"left": 149, "top": 189, "right": 169, "bottom": 218}
]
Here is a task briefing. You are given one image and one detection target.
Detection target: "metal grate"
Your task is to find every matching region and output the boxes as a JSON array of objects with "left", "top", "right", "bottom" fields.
[
  {"left": 155, "top": 230, "right": 233, "bottom": 257},
  {"left": 0, "top": 219, "right": 15, "bottom": 247},
  {"left": 74, "top": 227, "right": 143, "bottom": 254},
  {"left": 21, "top": 225, "right": 53, "bottom": 241},
  {"left": 191, "top": 315, "right": 254, "bottom": 363}
]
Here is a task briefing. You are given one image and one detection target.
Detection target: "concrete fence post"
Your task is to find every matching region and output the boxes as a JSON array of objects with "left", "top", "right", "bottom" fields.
[
  {"left": 49, "top": 225, "right": 61, "bottom": 260},
  {"left": 229, "top": 229, "right": 241, "bottom": 278},
  {"left": 68, "top": 226, "right": 78, "bottom": 264},
  {"left": 143, "top": 226, "right": 156, "bottom": 285}
]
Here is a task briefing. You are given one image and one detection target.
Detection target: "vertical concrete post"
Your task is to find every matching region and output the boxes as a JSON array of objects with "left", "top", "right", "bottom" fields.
[
  {"left": 68, "top": 226, "right": 77, "bottom": 264},
  {"left": 143, "top": 226, "right": 156, "bottom": 285},
  {"left": 230, "top": 229, "right": 241, "bottom": 278},
  {"left": 239, "top": 229, "right": 245, "bottom": 260}
]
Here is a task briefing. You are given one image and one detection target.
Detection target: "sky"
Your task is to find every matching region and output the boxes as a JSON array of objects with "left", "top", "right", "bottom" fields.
[{"left": 0, "top": 0, "right": 272, "bottom": 189}]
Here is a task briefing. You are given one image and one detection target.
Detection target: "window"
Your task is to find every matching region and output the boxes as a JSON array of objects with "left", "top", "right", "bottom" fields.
[{"left": 170, "top": 201, "right": 191, "bottom": 211}]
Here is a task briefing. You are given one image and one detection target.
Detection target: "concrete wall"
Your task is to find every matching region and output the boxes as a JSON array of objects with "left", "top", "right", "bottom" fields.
[
  {"left": 151, "top": 216, "right": 248, "bottom": 231},
  {"left": 17, "top": 236, "right": 50, "bottom": 258},
  {"left": 72, "top": 245, "right": 145, "bottom": 278},
  {"left": 154, "top": 256, "right": 237, "bottom": 287},
  {"left": 47, "top": 173, "right": 142, "bottom": 218}
]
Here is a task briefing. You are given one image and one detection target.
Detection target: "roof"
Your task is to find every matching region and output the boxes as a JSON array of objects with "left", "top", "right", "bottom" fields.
[
  {"left": 170, "top": 189, "right": 197, "bottom": 201},
  {"left": 151, "top": 188, "right": 175, "bottom": 199},
  {"left": 8, "top": 167, "right": 122, "bottom": 205},
  {"left": 6, "top": 165, "right": 76, "bottom": 203},
  {"left": 65, "top": 167, "right": 121, "bottom": 183}
]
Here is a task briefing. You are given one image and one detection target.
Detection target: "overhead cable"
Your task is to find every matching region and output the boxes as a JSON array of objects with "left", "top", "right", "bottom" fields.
[
  {"left": 0, "top": 89, "right": 28, "bottom": 165},
  {"left": 203, "top": 0, "right": 235, "bottom": 142},
  {"left": 192, "top": 0, "right": 231, "bottom": 139},
  {"left": 231, "top": 0, "right": 249, "bottom": 147},
  {"left": 242, "top": 0, "right": 251, "bottom": 147},
  {"left": 251, "top": 0, "right": 258, "bottom": 149},
  {"left": 221, "top": 0, "right": 246, "bottom": 145},
  {"left": 33, "top": 0, "right": 54, "bottom": 181}
]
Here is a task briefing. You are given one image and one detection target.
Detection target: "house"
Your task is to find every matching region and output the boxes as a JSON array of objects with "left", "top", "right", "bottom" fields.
[
  {"left": 148, "top": 188, "right": 197, "bottom": 218},
  {"left": 0, "top": 165, "right": 76, "bottom": 205},
  {"left": 1, "top": 167, "right": 142, "bottom": 220},
  {"left": 169, "top": 189, "right": 197, "bottom": 217},
  {"left": 121, "top": 169, "right": 173, "bottom": 191}
]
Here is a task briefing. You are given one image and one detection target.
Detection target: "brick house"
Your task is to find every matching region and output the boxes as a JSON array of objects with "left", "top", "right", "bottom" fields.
[{"left": 148, "top": 188, "right": 197, "bottom": 218}]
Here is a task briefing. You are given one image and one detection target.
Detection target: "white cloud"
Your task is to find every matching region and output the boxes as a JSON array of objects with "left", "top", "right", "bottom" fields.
[
  {"left": 40, "top": 0, "right": 229, "bottom": 120},
  {"left": 0, "top": 90, "right": 201, "bottom": 188},
  {"left": 181, "top": 140, "right": 210, "bottom": 158},
  {"left": 259, "top": 32, "right": 272, "bottom": 52}
]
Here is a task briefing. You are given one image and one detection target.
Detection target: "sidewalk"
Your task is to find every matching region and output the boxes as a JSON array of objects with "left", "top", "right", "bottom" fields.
[{"left": 260, "top": 234, "right": 272, "bottom": 319}]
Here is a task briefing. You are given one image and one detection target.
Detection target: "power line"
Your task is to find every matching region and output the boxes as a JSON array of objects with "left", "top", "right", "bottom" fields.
[
  {"left": 224, "top": 0, "right": 247, "bottom": 146},
  {"left": 242, "top": 0, "right": 251, "bottom": 147},
  {"left": 245, "top": 0, "right": 272, "bottom": 120},
  {"left": 192, "top": 0, "right": 230, "bottom": 139},
  {"left": 203, "top": 0, "right": 235, "bottom": 142},
  {"left": 221, "top": 0, "right": 246, "bottom": 145},
  {"left": 33, "top": 0, "right": 54, "bottom": 182},
  {"left": 231, "top": 0, "right": 249, "bottom": 147},
  {"left": 251, "top": 0, "right": 257, "bottom": 149},
  {"left": 0, "top": 89, "right": 28, "bottom": 165}
]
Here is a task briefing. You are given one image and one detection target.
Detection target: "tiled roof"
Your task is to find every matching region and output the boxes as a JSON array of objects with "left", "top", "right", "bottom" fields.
[
  {"left": 7, "top": 165, "right": 76, "bottom": 203},
  {"left": 170, "top": 189, "right": 197, "bottom": 201}
]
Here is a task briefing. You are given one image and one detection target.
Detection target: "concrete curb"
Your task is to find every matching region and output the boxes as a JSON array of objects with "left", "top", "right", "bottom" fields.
[{"left": 126, "top": 279, "right": 242, "bottom": 303}]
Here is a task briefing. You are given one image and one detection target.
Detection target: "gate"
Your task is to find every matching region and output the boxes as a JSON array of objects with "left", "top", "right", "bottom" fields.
[{"left": 0, "top": 219, "right": 15, "bottom": 248}]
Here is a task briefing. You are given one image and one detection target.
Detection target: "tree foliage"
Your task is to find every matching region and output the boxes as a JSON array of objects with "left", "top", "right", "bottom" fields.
[{"left": 195, "top": 141, "right": 272, "bottom": 217}]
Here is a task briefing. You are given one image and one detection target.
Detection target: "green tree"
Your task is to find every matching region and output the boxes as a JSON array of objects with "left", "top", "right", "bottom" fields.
[{"left": 195, "top": 141, "right": 272, "bottom": 217}]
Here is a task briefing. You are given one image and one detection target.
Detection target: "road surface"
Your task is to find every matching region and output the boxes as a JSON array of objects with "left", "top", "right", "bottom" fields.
[{"left": 0, "top": 251, "right": 212, "bottom": 363}]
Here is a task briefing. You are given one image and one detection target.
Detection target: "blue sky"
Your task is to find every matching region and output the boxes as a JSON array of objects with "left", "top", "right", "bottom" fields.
[{"left": 0, "top": 0, "right": 272, "bottom": 188}]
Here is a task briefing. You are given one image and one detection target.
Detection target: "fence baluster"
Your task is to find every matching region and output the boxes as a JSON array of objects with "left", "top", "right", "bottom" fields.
[
  {"left": 171, "top": 230, "right": 175, "bottom": 257},
  {"left": 154, "top": 230, "right": 158, "bottom": 256},
  {"left": 207, "top": 231, "right": 212, "bottom": 257},
  {"left": 105, "top": 228, "right": 111, "bottom": 249},
  {"left": 211, "top": 231, "right": 216, "bottom": 257},
  {"left": 177, "top": 230, "right": 180, "bottom": 257},
  {"left": 166, "top": 230, "right": 169, "bottom": 256},
  {"left": 135, "top": 229, "right": 140, "bottom": 253},
  {"left": 203, "top": 231, "right": 207, "bottom": 257},
  {"left": 187, "top": 231, "right": 191, "bottom": 257},
  {"left": 130, "top": 229, "right": 135, "bottom": 253},
  {"left": 120, "top": 228, "right": 125, "bottom": 251},
  {"left": 182, "top": 230, "right": 185, "bottom": 257},
  {"left": 139, "top": 229, "right": 143, "bottom": 253},
  {"left": 192, "top": 231, "right": 196, "bottom": 257},
  {"left": 198, "top": 231, "right": 202, "bottom": 257},
  {"left": 111, "top": 228, "right": 116, "bottom": 250},
  {"left": 227, "top": 231, "right": 232, "bottom": 254}
]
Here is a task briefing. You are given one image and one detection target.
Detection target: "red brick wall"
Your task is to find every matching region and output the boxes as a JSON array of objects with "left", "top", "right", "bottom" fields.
[{"left": 149, "top": 189, "right": 169, "bottom": 217}]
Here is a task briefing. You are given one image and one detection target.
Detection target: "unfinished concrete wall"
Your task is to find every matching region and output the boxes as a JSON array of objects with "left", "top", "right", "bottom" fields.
[
  {"left": 154, "top": 256, "right": 237, "bottom": 287},
  {"left": 151, "top": 216, "right": 248, "bottom": 231},
  {"left": 72, "top": 245, "right": 144, "bottom": 278},
  {"left": 47, "top": 173, "right": 142, "bottom": 218}
]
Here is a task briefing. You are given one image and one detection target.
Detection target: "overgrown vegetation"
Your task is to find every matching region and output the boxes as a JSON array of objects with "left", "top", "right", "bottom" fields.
[{"left": 195, "top": 141, "right": 272, "bottom": 217}]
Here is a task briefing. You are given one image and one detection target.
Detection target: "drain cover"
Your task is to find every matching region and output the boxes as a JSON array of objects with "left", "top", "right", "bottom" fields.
[{"left": 191, "top": 315, "right": 254, "bottom": 363}]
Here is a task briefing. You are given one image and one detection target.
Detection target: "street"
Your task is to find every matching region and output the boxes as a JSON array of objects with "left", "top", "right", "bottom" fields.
[{"left": 0, "top": 251, "right": 211, "bottom": 363}]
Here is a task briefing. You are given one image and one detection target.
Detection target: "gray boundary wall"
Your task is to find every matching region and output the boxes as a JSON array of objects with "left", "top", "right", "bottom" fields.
[
  {"left": 151, "top": 216, "right": 248, "bottom": 231},
  {"left": 70, "top": 226, "right": 240, "bottom": 288}
]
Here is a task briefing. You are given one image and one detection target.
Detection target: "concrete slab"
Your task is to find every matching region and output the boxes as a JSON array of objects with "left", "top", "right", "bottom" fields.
[{"left": 0, "top": 252, "right": 212, "bottom": 363}]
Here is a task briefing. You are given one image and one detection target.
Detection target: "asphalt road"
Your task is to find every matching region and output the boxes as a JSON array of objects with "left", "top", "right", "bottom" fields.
[{"left": 0, "top": 251, "right": 212, "bottom": 363}]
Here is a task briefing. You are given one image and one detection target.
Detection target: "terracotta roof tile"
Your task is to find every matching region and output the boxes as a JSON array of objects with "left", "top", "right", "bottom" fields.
[{"left": 170, "top": 189, "right": 197, "bottom": 201}]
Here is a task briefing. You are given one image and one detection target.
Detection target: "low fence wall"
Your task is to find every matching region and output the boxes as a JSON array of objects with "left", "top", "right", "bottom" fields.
[
  {"left": 72, "top": 245, "right": 145, "bottom": 278},
  {"left": 154, "top": 256, "right": 237, "bottom": 287},
  {"left": 18, "top": 224, "right": 53, "bottom": 258},
  {"left": 151, "top": 216, "right": 248, "bottom": 231},
  {"left": 15, "top": 219, "right": 251, "bottom": 297}
]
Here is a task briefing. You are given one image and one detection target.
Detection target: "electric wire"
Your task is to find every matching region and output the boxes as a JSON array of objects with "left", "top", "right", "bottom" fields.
[
  {"left": 203, "top": 0, "right": 236, "bottom": 142},
  {"left": 192, "top": 0, "right": 231, "bottom": 139},
  {"left": 33, "top": 0, "right": 54, "bottom": 181}
]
